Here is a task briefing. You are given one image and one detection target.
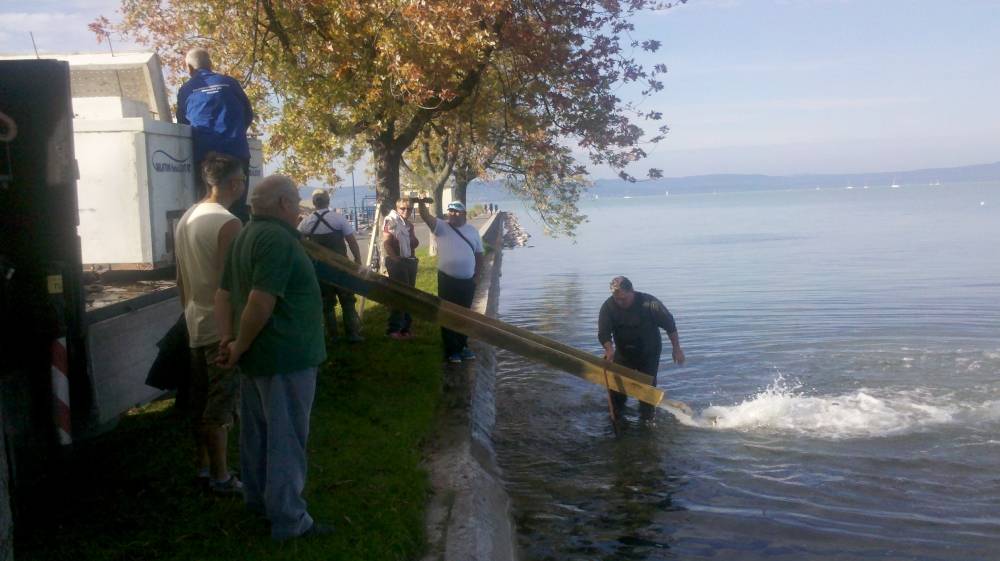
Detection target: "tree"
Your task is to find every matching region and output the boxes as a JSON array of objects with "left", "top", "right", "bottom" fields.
[
  {"left": 403, "top": 82, "right": 591, "bottom": 236},
  {"left": 96, "top": 0, "right": 681, "bottom": 218}
]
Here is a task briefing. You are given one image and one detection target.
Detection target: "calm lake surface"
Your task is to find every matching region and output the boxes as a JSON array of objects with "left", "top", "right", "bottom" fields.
[{"left": 493, "top": 182, "right": 1000, "bottom": 560}]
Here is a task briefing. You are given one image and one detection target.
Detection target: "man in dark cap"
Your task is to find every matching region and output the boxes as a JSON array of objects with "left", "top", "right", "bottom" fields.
[{"left": 598, "top": 276, "right": 686, "bottom": 421}]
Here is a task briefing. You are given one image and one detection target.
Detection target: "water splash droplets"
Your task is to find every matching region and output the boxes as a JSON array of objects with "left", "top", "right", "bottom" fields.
[{"left": 672, "top": 375, "right": 961, "bottom": 439}]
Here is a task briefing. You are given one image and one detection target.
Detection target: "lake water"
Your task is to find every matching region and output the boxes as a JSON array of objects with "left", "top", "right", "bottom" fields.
[{"left": 493, "top": 182, "right": 1000, "bottom": 560}]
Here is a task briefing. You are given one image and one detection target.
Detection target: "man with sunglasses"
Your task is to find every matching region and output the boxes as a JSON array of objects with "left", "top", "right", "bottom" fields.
[
  {"left": 382, "top": 197, "right": 420, "bottom": 339},
  {"left": 418, "top": 200, "right": 484, "bottom": 363}
]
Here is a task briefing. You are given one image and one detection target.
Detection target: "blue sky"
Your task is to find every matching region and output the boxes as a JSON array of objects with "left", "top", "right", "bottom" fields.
[{"left": 2, "top": 0, "right": 999, "bottom": 178}]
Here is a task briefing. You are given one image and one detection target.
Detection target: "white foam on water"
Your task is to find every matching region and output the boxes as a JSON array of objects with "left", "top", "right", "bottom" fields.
[
  {"left": 671, "top": 375, "right": 963, "bottom": 439},
  {"left": 966, "top": 400, "right": 1000, "bottom": 422}
]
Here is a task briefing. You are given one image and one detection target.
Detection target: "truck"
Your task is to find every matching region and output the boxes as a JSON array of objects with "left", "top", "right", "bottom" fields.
[{"left": 0, "top": 54, "right": 261, "bottom": 557}]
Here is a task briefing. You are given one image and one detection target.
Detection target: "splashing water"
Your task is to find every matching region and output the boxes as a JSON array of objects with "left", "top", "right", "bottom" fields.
[{"left": 664, "top": 375, "right": 961, "bottom": 439}]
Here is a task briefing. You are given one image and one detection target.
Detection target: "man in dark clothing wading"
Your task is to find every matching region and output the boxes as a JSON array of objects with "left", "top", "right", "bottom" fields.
[{"left": 598, "top": 276, "right": 686, "bottom": 422}]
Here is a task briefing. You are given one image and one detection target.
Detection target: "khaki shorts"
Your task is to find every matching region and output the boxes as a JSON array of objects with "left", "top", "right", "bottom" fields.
[{"left": 189, "top": 344, "right": 239, "bottom": 428}]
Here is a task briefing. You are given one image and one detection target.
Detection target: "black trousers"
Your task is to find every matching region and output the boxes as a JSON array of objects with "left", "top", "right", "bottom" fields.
[
  {"left": 437, "top": 271, "right": 476, "bottom": 356},
  {"left": 385, "top": 257, "right": 418, "bottom": 333},
  {"left": 611, "top": 354, "right": 659, "bottom": 420}
]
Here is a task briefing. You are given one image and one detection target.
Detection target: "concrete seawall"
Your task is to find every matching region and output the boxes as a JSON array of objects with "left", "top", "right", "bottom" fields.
[{"left": 421, "top": 213, "right": 518, "bottom": 561}]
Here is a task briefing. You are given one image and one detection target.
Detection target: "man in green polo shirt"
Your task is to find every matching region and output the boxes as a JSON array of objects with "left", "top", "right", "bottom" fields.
[{"left": 215, "top": 174, "right": 331, "bottom": 541}]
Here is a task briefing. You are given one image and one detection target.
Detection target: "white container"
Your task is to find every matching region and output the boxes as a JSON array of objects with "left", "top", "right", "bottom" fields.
[
  {"left": 74, "top": 118, "right": 190, "bottom": 269},
  {"left": 75, "top": 119, "right": 262, "bottom": 270},
  {"left": 2, "top": 52, "right": 265, "bottom": 269}
]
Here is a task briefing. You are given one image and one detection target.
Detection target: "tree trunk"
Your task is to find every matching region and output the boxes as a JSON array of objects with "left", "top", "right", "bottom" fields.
[
  {"left": 370, "top": 132, "right": 403, "bottom": 216},
  {"left": 454, "top": 178, "right": 469, "bottom": 206},
  {"left": 432, "top": 184, "right": 445, "bottom": 217},
  {"left": 453, "top": 160, "right": 477, "bottom": 206}
]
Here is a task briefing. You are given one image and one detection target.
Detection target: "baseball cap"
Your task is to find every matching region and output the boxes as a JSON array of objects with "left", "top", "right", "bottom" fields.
[{"left": 446, "top": 201, "right": 467, "bottom": 213}]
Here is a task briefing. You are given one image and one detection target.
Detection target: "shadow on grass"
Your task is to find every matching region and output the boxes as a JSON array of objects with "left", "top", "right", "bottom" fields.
[{"left": 15, "top": 253, "right": 443, "bottom": 561}]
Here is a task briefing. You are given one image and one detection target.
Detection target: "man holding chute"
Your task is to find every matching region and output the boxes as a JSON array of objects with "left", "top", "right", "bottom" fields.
[{"left": 598, "top": 276, "right": 686, "bottom": 422}]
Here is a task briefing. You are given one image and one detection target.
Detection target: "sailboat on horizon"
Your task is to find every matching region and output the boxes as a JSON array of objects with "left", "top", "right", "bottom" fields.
[{"left": 890, "top": 177, "right": 901, "bottom": 189}]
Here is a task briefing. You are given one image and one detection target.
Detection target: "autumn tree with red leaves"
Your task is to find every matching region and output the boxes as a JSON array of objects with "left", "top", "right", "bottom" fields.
[{"left": 95, "top": 0, "right": 681, "bottom": 225}]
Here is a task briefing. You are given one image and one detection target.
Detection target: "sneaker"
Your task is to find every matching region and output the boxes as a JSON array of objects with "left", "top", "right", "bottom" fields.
[
  {"left": 460, "top": 348, "right": 476, "bottom": 361},
  {"left": 398, "top": 330, "right": 414, "bottom": 340},
  {"left": 195, "top": 468, "right": 211, "bottom": 489},
  {"left": 301, "top": 521, "right": 335, "bottom": 538},
  {"left": 275, "top": 521, "right": 335, "bottom": 542},
  {"left": 209, "top": 475, "right": 244, "bottom": 496},
  {"left": 447, "top": 353, "right": 463, "bottom": 364},
  {"left": 389, "top": 331, "right": 407, "bottom": 341}
]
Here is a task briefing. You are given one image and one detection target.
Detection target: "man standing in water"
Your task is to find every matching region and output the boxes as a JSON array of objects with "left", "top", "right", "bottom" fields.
[{"left": 598, "top": 276, "right": 685, "bottom": 422}]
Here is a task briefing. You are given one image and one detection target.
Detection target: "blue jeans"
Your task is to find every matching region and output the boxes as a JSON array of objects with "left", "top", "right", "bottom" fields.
[{"left": 240, "top": 368, "right": 317, "bottom": 540}]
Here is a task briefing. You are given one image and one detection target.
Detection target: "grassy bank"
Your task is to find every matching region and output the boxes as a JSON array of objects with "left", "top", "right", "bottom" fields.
[{"left": 16, "top": 251, "right": 443, "bottom": 561}]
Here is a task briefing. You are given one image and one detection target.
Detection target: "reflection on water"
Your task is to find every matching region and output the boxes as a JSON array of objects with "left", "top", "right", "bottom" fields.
[{"left": 495, "top": 183, "right": 1000, "bottom": 560}]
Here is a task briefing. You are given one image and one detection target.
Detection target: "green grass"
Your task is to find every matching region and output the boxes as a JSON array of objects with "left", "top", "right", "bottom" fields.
[{"left": 15, "top": 251, "right": 443, "bottom": 561}]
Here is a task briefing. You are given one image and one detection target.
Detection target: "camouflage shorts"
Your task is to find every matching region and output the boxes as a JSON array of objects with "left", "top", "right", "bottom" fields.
[{"left": 189, "top": 344, "right": 239, "bottom": 428}]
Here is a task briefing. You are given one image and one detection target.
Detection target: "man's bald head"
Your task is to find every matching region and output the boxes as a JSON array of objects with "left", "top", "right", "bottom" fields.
[
  {"left": 185, "top": 48, "right": 212, "bottom": 72},
  {"left": 251, "top": 175, "right": 300, "bottom": 223}
]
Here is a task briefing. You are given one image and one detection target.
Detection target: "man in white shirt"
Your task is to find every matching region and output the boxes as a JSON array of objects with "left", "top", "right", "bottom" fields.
[
  {"left": 174, "top": 152, "right": 244, "bottom": 494},
  {"left": 382, "top": 197, "right": 420, "bottom": 339},
  {"left": 298, "top": 189, "right": 364, "bottom": 342},
  {"left": 417, "top": 200, "right": 484, "bottom": 363}
]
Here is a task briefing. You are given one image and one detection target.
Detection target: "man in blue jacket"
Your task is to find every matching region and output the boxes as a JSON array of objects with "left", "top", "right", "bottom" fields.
[{"left": 177, "top": 48, "right": 254, "bottom": 222}]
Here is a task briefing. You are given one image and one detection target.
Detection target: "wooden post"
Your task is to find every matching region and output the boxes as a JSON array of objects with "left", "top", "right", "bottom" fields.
[
  {"left": 303, "top": 239, "right": 676, "bottom": 409},
  {"left": 358, "top": 204, "right": 383, "bottom": 321}
]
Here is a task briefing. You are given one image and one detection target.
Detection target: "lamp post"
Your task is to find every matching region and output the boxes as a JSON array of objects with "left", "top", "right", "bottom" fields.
[{"left": 351, "top": 168, "right": 359, "bottom": 231}]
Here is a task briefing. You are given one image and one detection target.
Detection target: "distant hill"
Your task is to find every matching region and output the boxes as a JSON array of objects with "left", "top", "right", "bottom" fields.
[
  {"left": 310, "top": 161, "right": 1000, "bottom": 207},
  {"left": 592, "top": 161, "right": 1000, "bottom": 197}
]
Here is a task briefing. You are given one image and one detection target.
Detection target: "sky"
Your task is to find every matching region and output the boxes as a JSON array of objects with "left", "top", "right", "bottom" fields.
[{"left": 2, "top": 0, "right": 999, "bottom": 179}]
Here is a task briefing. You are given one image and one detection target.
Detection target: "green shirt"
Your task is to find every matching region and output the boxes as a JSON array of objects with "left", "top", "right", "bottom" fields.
[{"left": 220, "top": 215, "right": 326, "bottom": 376}]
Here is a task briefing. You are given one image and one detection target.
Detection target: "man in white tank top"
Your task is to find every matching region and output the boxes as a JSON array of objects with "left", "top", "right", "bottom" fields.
[{"left": 174, "top": 152, "right": 245, "bottom": 494}]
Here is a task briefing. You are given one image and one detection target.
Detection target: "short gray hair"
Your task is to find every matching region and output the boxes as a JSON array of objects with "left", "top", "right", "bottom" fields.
[
  {"left": 251, "top": 175, "right": 299, "bottom": 215},
  {"left": 185, "top": 48, "right": 212, "bottom": 70}
]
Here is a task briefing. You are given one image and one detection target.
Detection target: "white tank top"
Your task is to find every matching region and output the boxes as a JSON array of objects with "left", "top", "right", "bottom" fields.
[{"left": 174, "top": 202, "right": 239, "bottom": 347}]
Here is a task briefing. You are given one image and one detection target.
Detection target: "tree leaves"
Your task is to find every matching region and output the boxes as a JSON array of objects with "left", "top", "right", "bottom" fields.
[{"left": 103, "top": 0, "right": 680, "bottom": 233}]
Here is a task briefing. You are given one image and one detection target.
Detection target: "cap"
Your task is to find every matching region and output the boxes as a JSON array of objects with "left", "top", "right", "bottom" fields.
[
  {"left": 610, "top": 276, "right": 633, "bottom": 292},
  {"left": 446, "top": 201, "right": 467, "bottom": 213}
]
